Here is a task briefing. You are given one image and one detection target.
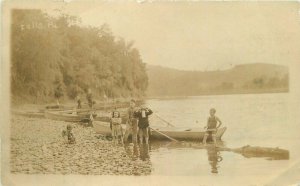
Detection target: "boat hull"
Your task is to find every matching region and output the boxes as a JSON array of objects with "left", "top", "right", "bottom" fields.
[
  {"left": 44, "top": 110, "right": 95, "bottom": 122},
  {"left": 12, "top": 110, "right": 45, "bottom": 119},
  {"left": 151, "top": 127, "right": 226, "bottom": 140},
  {"left": 93, "top": 121, "right": 226, "bottom": 141}
]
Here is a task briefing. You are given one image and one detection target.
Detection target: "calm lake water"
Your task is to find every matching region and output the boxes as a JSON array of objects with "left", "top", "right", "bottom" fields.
[{"left": 136, "top": 93, "right": 300, "bottom": 185}]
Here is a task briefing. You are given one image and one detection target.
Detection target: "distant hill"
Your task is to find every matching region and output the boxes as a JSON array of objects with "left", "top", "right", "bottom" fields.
[{"left": 146, "top": 63, "right": 289, "bottom": 97}]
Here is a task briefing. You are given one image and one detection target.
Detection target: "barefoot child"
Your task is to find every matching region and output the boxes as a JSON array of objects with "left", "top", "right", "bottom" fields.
[
  {"left": 62, "top": 125, "right": 76, "bottom": 144},
  {"left": 111, "top": 111, "right": 123, "bottom": 145},
  {"left": 203, "top": 108, "right": 222, "bottom": 145}
]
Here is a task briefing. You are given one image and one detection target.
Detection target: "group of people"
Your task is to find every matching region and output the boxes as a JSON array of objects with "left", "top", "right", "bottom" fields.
[
  {"left": 74, "top": 89, "right": 223, "bottom": 145},
  {"left": 110, "top": 99, "right": 223, "bottom": 145},
  {"left": 110, "top": 99, "right": 153, "bottom": 145}
]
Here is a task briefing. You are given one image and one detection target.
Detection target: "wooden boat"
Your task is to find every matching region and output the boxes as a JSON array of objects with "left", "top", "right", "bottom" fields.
[
  {"left": 12, "top": 110, "right": 45, "bottom": 119},
  {"left": 44, "top": 110, "right": 97, "bottom": 122},
  {"left": 93, "top": 121, "right": 226, "bottom": 141},
  {"left": 94, "top": 121, "right": 126, "bottom": 134},
  {"left": 151, "top": 126, "right": 226, "bottom": 141},
  {"left": 94, "top": 115, "right": 128, "bottom": 124}
]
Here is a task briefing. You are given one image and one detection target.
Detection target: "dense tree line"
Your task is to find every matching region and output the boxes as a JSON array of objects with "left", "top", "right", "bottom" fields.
[{"left": 11, "top": 9, "right": 148, "bottom": 103}]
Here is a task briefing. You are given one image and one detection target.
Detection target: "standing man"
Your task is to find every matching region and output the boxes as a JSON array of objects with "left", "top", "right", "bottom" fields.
[
  {"left": 76, "top": 95, "right": 82, "bottom": 109},
  {"left": 86, "top": 88, "right": 93, "bottom": 109},
  {"left": 124, "top": 99, "right": 138, "bottom": 144},
  {"left": 134, "top": 106, "right": 153, "bottom": 144}
]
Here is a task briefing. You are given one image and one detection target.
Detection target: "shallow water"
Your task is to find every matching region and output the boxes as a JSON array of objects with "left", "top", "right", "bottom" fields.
[{"left": 139, "top": 93, "right": 300, "bottom": 184}]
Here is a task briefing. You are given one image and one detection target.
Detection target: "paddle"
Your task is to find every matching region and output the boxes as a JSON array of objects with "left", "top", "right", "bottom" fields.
[
  {"left": 154, "top": 113, "right": 175, "bottom": 127},
  {"left": 149, "top": 127, "right": 179, "bottom": 142}
]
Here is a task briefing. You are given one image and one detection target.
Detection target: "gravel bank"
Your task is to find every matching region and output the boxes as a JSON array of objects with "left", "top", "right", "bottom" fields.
[{"left": 10, "top": 115, "right": 152, "bottom": 175}]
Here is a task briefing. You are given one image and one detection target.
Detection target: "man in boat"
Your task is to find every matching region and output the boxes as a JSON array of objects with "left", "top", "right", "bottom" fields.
[
  {"left": 134, "top": 106, "right": 153, "bottom": 144},
  {"left": 203, "top": 108, "right": 222, "bottom": 145},
  {"left": 123, "top": 99, "right": 139, "bottom": 144}
]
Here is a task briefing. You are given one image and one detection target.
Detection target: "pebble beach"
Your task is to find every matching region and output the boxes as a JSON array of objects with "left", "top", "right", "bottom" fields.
[{"left": 10, "top": 115, "right": 152, "bottom": 175}]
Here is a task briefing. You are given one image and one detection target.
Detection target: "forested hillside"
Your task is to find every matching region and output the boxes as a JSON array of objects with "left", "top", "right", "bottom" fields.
[
  {"left": 11, "top": 9, "right": 148, "bottom": 104},
  {"left": 147, "top": 63, "right": 289, "bottom": 97}
]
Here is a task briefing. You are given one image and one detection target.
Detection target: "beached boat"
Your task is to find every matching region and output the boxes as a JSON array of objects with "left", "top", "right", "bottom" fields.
[
  {"left": 94, "top": 115, "right": 128, "bottom": 124},
  {"left": 44, "top": 110, "right": 97, "bottom": 122},
  {"left": 93, "top": 121, "right": 226, "bottom": 141},
  {"left": 12, "top": 110, "right": 45, "bottom": 119}
]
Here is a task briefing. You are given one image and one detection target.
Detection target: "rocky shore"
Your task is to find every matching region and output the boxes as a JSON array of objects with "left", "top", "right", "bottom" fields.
[{"left": 10, "top": 115, "right": 152, "bottom": 175}]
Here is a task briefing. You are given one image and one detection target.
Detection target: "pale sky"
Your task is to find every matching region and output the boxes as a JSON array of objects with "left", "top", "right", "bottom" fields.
[{"left": 49, "top": 1, "right": 300, "bottom": 70}]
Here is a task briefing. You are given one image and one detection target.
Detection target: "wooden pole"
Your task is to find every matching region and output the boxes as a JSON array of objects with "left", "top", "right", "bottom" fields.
[
  {"left": 150, "top": 127, "right": 179, "bottom": 142},
  {"left": 154, "top": 113, "right": 176, "bottom": 127}
]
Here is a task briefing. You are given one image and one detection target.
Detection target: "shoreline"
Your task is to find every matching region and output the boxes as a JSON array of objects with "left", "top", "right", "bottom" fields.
[
  {"left": 146, "top": 90, "right": 289, "bottom": 100},
  {"left": 10, "top": 115, "right": 152, "bottom": 175}
]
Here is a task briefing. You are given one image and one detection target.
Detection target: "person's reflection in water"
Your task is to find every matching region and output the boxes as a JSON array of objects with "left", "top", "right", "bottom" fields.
[
  {"left": 124, "top": 143, "right": 150, "bottom": 161},
  {"left": 133, "top": 144, "right": 139, "bottom": 159},
  {"left": 139, "top": 143, "right": 150, "bottom": 161},
  {"left": 206, "top": 145, "right": 223, "bottom": 174},
  {"left": 124, "top": 143, "right": 140, "bottom": 160}
]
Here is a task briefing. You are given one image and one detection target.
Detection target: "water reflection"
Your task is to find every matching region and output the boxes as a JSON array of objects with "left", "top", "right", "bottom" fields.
[
  {"left": 144, "top": 141, "right": 226, "bottom": 174},
  {"left": 206, "top": 145, "right": 223, "bottom": 174},
  {"left": 124, "top": 141, "right": 288, "bottom": 175},
  {"left": 139, "top": 144, "right": 149, "bottom": 160},
  {"left": 124, "top": 143, "right": 150, "bottom": 161}
]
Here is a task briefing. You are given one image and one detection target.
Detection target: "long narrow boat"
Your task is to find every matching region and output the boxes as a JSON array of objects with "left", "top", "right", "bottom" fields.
[
  {"left": 44, "top": 110, "right": 96, "bottom": 122},
  {"left": 93, "top": 121, "right": 226, "bottom": 141},
  {"left": 12, "top": 110, "right": 45, "bottom": 119}
]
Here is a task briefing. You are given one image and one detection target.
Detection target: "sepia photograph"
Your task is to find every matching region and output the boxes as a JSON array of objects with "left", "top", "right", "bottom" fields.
[{"left": 1, "top": 1, "right": 300, "bottom": 186}]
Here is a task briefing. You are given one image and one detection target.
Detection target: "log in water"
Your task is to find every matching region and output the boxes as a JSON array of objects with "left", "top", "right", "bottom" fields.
[
  {"left": 172, "top": 142, "right": 289, "bottom": 160},
  {"left": 227, "top": 145, "right": 289, "bottom": 160}
]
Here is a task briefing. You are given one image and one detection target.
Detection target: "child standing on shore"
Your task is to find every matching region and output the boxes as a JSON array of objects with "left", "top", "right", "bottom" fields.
[
  {"left": 203, "top": 108, "right": 222, "bottom": 145},
  {"left": 111, "top": 111, "right": 123, "bottom": 145}
]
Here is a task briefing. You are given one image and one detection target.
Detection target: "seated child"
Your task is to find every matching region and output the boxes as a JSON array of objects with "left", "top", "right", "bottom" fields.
[
  {"left": 203, "top": 108, "right": 222, "bottom": 145},
  {"left": 111, "top": 111, "right": 123, "bottom": 145},
  {"left": 62, "top": 124, "right": 76, "bottom": 144}
]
